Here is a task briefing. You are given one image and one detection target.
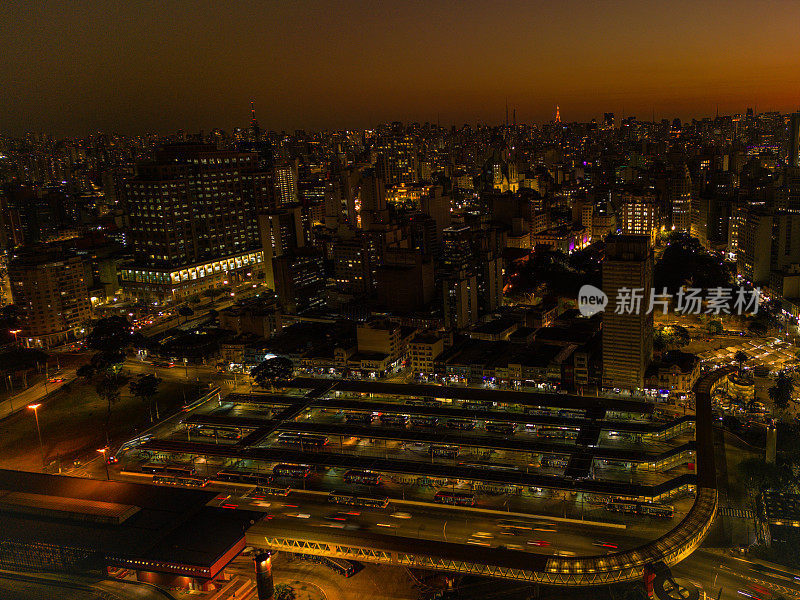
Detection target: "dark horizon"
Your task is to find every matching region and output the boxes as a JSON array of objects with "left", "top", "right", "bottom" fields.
[{"left": 3, "top": 0, "right": 800, "bottom": 138}]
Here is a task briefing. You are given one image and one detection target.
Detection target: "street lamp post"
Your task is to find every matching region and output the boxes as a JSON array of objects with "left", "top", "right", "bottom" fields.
[
  {"left": 97, "top": 448, "right": 110, "bottom": 480},
  {"left": 10, "top": 329, "right": 21, "bottom": 346},
  {"left": 27, "top": 404, "right": 45, "bottom": 468}
]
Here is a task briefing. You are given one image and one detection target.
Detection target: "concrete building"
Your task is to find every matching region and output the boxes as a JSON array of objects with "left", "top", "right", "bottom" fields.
[
  {"left": 408, "top": 333, "right": 444, "bottom": 376},
  {"left": 120, "top": 144, "right": 269, "bottom": 301},
  {"left": 443, "top": 272, "right": 479, "bottom": 330},
  {"left": 619, "top": 193, "right": 660, "bottom": 245},
  {"left": 737, "top": 208, "right": 773, "bottom": 286},
  {"left": 601, "top": 235, "right": 653, "bottom": 390},
  {"left": 9, "top": 248, "right": 92, "bottom": 347},
  {"left": 273, "top": 250, "right": 326, "bottom": 314}
]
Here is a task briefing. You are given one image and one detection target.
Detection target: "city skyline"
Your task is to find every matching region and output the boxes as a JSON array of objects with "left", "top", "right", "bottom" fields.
[{"left": 2, "top": 0, "right": 800, "bottom": 136}]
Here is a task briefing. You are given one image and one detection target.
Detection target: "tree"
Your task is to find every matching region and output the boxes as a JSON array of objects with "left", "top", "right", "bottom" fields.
[
  {"left": 734, "top": 350, "right": 749, "bottom": 374},
  {"left": 769, "top": 370, "right": 795, "bottom": 411},
  {"left": 250, "top": 357, "right": 293, "bottom": 389},
  {"left": 130, "top": 373, "right": 162, "bottom": 422},
  {"left": 202, "top": 286, "right": 232, "bottom": 304},
  {"left": 177, "top": 305, "right": 194, "bottom": 324},
  {"left": 737, "top": 457, "right": 791, "bottom": 495},
  {"left": 273, "top": 584, "right": 296, "bottom": 600},
  {"left": 85, "top": 316, "right": 134, "bottom": 364},
  {"left": 79, "top": 317, "right": 134, "bottom": 445},
  {"left": 670, "top": 325, "right": 691, "bottom": 347},
  {"left": 707, "top": 320, "right": 723, "bottom": 334}
]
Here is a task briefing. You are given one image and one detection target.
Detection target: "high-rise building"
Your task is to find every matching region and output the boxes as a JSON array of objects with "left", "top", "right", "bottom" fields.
[
  {"left": 619, "top": 192, "right": 660, "bottom": 245},
  {"left": 273, "top": 250, "right": 326, "bottom": 314},
  {"left": 789, "top": 113, "right": 800, "bottom": 168},
  {"left": 602, "top": 235, "right": 653, "bottom": 390},
  {"left": 274, "top": 163, "right": 299, "bottom": 206},
  {"left": 443, "top": 272, "right": 479, "bottom": 330},
  {"left": 9, "top": 247, "right": 92, "bottom": 347},
  {"left": 120, "top": 144, "right": 270, "bottom": 301},
  {"left": 258, "top": 207, "right": 305, "bottom": 289},
  {"left": 737, "top": 208, "right": 773, "bottom": 286}
]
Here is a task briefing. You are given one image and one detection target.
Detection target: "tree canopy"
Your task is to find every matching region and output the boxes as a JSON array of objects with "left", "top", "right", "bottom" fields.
[
  {"left": 654, "top": 233, "right": 732, "bottom": 294},
  {"left": 769, "top": 370, "right": 795, "bottom": 411},
  {"left": 85, "top": 316, "right": 133, "bottom": 363},
  {"left": 251, "top": 357, "right": 293, "bottom": 388}
]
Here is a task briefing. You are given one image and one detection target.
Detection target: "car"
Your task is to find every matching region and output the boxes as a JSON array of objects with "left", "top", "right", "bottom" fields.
[
  {"left": 324, "top": 513, "right": 348, "bottom": 522},
  {"left": 592, "top": 541, "right": 618, "bottom": 549},
  {"left": 527, "top": 540, "right": 551, "bottom": 547},
  {"left": 555, "top": 550, "right": 576, "bottom": 557},
  {"left": 391, "top": 511, "right": 412, "bottom": 519},
  {"left": 472, "top": 532, "right": 494, "bottom": 539},
  {"left": 286, "top": 513, "right": 311, "bottom": 519}
]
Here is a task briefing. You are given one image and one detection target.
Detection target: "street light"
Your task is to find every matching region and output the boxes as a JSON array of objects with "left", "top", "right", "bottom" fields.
[
  {"left": 27, "top": 404, "right": 45, "bottom": 468},
  {"left": 97, "top": 448, "right": 110, "bottom": 480},
  {"left": 9, "top": 329, "right": 21, "bottom": 345}
]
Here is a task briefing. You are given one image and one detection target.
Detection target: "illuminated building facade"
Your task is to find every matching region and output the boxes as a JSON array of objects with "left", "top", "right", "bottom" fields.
[
  {"left": 9, "top": 248, "right": 92, "bottom": 347},
  {"left": 602, "top": 235, "right": 653, "bottom": 390},
  {"left": 121, "top": 144, "right": 270, "bottom": 301}
]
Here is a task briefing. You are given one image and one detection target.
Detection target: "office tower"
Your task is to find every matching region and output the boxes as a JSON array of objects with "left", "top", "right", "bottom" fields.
[
  {"left": 374, "top": 124, "right": 418, "bottom": 186},
  {"left": 789, "top": 113, "right": 800, "bottom": 168},
  {"left": 273, "top": 250, "right": 326, "bottom": 314},
  {"left": 274, "top": 162, "right": 299, "bottom": 206},
  {"left": 9, "top": 247, "right": 92, "bottom": 348},
  {"left": 602, "top": 235, "right": 653, "bottom": 390},
  {"left": 603, "top": 112, "right": 614, "bottom": 130},
  {"left": 443, "top": 272, "right": 479, "bottom": 330},
  {"left": 619, "top": 192, "right": 660, "bottom": 245},
  {"left": 258, "top": 207, "right": 305, "bottom": 289},
  {"left": 420, "top": 185, "right": 452, "bottom": 242},
  {"left": 375, "top": 249, "right": 434, "bottom": 312},
  {"left": 359, "top": 170, "right": 389, "bottom": 228},
  {"left": 332, "top": 238, "right": 372, "bottom": 294},
  {"left": 737, "top": 208, "right": 772, "bottom": 286},
  {"left": 120, "top": 144, "right": 269, "bottom": 301}
]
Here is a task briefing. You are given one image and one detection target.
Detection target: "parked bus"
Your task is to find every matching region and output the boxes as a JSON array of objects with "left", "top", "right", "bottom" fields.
[
  {"left": 458, "top": 461, "right": 520, "bottom": 472},
  {"left": 153, "top": 474, "right": 208, "bottom": 487},
  {"left": 141, "top": 463, "right": 194, "bottom": 476},
  {"left": 606, "top": 499, "right": 674, "bottom": 518},
  {"left": 272, "top": 464, "right": 311, "bottom": 478},
  {"left": 277, "top": 432, "right": 329, "bottom": 447},
  {"left": 430, "top": 444, "right": 460, "bottom": 458},
  {"left": 325, "top": 557, "right": 357, "bottom": 577},
  {"left": 541, "top": 456, "right": 570, "bottom": 468},
  {"left": 446, "top": 419, "right": 476, "bottom": 430},
  {"left": 328, "top": 490, "right": 389, "bottom": 509},
  {"left": 343, "top": 470, "right": 381, "bottom": 485},
  {"left": 192, "top": 426, "right": 241, "bottom": 440},
  {"left": 410, "top": 416, "right": 438, "bottom": 427},
  {"left": 215, "top": 470, "right": 273, "bottom": 486},
  {"left": 485, "top": 422, "right": 516, "bottom": 435},
  {"left": 294, "top": 554, "right": 356, "bottom": 578},
  {"left": 434, "top": 491, "right": 475, "bottom": 506},
  {"left": 345, "top": 412, "right": 374, "bottom": 424},
  {"left": 379, "top": 414, "right": 409, "bottom": 426},
  {"left": 537, "top": 428, "right": 580, "bottom": 440},
  {"left": 254, "top": 485, "right": 291, "bottom": 496}
]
